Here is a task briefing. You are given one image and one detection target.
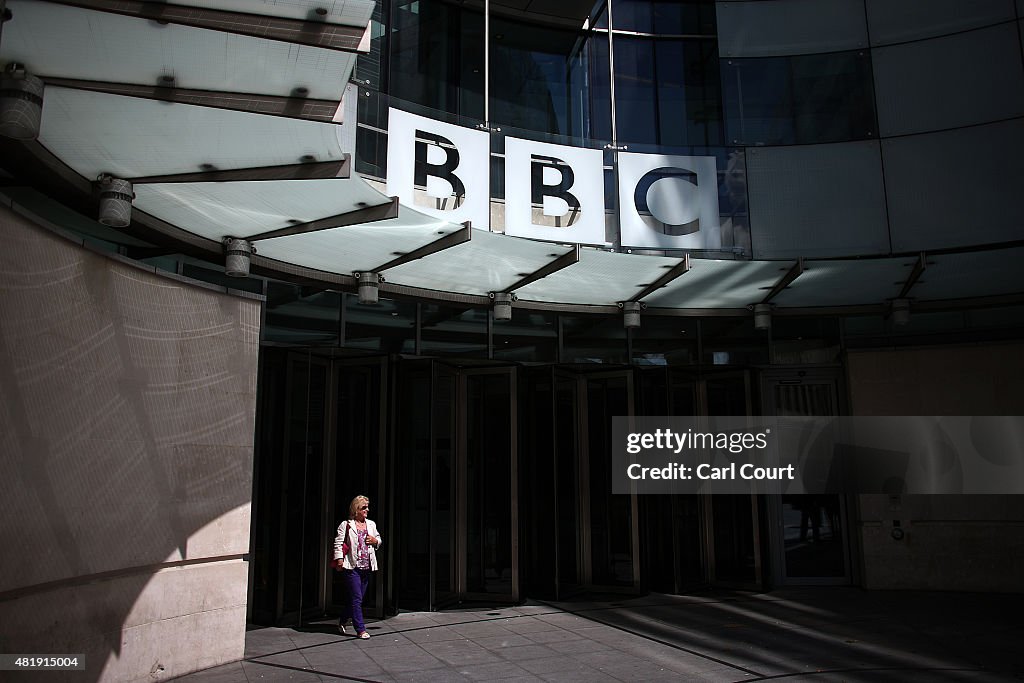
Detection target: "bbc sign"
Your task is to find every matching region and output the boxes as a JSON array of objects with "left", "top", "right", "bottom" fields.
[{"left": 385, "top": 108, "right": 721, "bottom": 250}]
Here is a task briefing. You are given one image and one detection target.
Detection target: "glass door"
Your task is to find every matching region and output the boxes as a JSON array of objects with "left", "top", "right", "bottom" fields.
[
  {"left": 394, "top": 360, "right": 518, "bottom": 609},
  {"left": 327, "top": 357, "right": 387, "bottom": 619},
  {"left": 582, "top": 370, "right": 640, "bottom": 591},
  {"left": 279, "top": 353, "right": 329, "bottom": 624},
  {"left": 637, "top": 368, "right": 705, "bottom": 594},
  {"left": 459, "top": 367, "right": 518, "bottom": 602},
  {"left": 704, "top": 371, "right": 764, "bottom": 590},
  {"left": 761, "top": 369, "right": 851, "bottom": 585}
]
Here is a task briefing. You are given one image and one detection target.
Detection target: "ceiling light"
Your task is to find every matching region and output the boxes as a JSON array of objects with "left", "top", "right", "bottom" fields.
[
  {"left": 0, "top": 63, "right": 44, "bottom": 140},
  {"left": 96, "top": 175, "right": 134, "bottom": 227},
  {"left": 224, "top": 238, "right": 254, "bottom": 277},
  {"left": 356, "top": 272, "right": 382, "bottom": 304}
]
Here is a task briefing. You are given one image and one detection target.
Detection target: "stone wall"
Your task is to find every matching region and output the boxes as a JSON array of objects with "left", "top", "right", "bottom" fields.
[{"left": 0, "top": 201, "right": 261, "bottom": 681}]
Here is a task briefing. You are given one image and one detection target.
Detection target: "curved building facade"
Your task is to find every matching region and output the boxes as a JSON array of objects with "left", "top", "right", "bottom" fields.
[{"left": 1, "top": 1, "right": 1023, "bottom": 680}]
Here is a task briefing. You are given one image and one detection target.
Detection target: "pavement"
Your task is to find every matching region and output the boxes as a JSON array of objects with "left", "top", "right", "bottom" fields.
[{"left": 175, "top": 588, "right": 1024, "bottom": 682}]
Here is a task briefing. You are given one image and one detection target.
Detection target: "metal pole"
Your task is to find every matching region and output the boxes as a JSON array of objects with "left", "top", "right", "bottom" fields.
[
  {"left": 484, "top": 0, "right": 490, "bottom": 125},
  {"left": 606, "top": 0, "right": 617, "bottom": 146}
]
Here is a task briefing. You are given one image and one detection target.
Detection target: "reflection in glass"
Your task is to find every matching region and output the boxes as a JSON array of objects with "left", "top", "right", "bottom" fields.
[
  {"left": 264, "top": 283, "right": 339, "bottom": 345},
  {"left": 344, "top": 295, "right": 416, "bottom": 353},
  {"left": 631, "top": 316, "right": 699, "bottom": 366},
  {"left": 773, "top": 381, "right": 846, "bottom": 579},
  {"left": 420, "top": 304, "right": 487, "bottom": 357},
  {"left": 494, "top": 308, "right": 558, "bottom": 362},
  {"left": 490, "top": 17, "right": 591, "bottom": 140},
  {"left": 613, "top": 36, "right": 723, "bottom": 147},
  {"left": 389, "top": 0, "right": 484, "bottom": 121},
  {"left": 562, "top": 313, "right": 627, "bottom": 364}
]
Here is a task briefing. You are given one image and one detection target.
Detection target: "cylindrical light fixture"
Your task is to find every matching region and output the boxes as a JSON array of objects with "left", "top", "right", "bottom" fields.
[
  {"left": 753, "top": 303, "right": 772, "bottom": 331},
  {"left": 490, "top": 292, "right": 515, "bottom": 321},
  {"left": 224, "top": 238, "right": 254, "bottom": 277},
  {"left": 0, "top": 62, "right": 45, "bottom": 140},
  {"left": 622, "top": 301, "right": 642, "bottom": 329},
  {"left": 356, "top": 271, "right": 382, "bottom": 304},
  {"left": 891, "top": 298, "right": 911, "bottom": 326},
  {"left": 96, "top": 175, "right": 134, "bottom": 227}
]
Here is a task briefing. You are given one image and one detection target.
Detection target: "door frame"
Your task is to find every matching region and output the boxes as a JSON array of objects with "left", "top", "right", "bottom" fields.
[{"left": 759, "top": 366, "right": 854, "bottom": 587}]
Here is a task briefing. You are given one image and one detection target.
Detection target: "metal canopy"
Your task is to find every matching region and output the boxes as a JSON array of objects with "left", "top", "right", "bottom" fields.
[
  {"left": 2, "top": 1, "right": 1021, "bottom": 315},
  {"left": 3, "top": 2, "right": 359, "bottom": 101}
]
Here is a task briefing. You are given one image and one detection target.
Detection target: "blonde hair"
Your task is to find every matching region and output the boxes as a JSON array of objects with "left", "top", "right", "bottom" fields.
[{"left": 348, "top": 495, "right": 370, "bottom": 519}]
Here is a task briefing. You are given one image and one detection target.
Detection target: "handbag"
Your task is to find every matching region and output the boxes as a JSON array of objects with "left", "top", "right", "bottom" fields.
[{"left": 332, "top": 521, "right": 350, "bottom": 569}]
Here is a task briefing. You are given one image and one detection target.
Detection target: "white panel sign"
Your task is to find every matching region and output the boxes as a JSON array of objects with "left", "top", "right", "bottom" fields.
[
  {"left": 386, "top": 108, "right": 490, "bottom": 227},
  {"left": 504, "top": 137, "right": 606, "bottom": 245},
  {"left": 617, "top": 153, "right": 721, "bottom": 250}
]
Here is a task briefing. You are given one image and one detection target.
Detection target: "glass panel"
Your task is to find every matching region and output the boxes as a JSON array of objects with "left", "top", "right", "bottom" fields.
[
  {"left": 771, "top": 317, "right": 841, "bottom": 365},
  {"left": 711, "top": 495, "right": 757, "bottom": 583},
  {"left": 344, "top": 295, "right": 416, "bottom": 353},
  {"left": 705, "top": 372, "right": 758, "bottom": 585},
  {"left": 722, "top": 50, "right": 876, "bottom": 146},
  {"left": 388, "top": 0, "right": 484, "bottom": 120},
  {"left": 354, "top": 3, "right": 386, "bottom": 88},
  {"left": 612, "top": 0, "right": 718, "bottom": 35},
  {"left": 613, "top": 36, "right": 723, "bottom": 147},
  {"left": 779, "top": 495, "right": 844, "bottom": 577},
  {"left": 493, "top": 308, "right": 558, "bottom": 362},
  {"left": 701, "top": 318, "right": 769, "bottom": 367},
  {"left": 465, "top": 373, "right": 514, "bottom": 594},
  {"left": 264, "top": 283, "right": 340, "bottom": 345},
  {"left": 774, "top": 382, "right": 845, "bottom": 578},
  {"left": 420, "top": 303, "right": 488, "bottom": 357},
  {"left": 562, "top": 314, "right": 628, "bottom": 364},
  {"left": 589, "top": 31, "right": 613, "bottom": 142},
  {"left": 587, "top": 375, "right": 634, "bottom": 586},
  {"left": 632, "top": 317, "right": 699, "bottom": 366},
  {"left": 489, "top": 17, "right": 592, "bottom": 140}
]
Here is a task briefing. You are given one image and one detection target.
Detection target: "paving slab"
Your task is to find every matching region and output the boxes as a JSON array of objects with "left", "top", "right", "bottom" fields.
[{"left": 175, "top": 588, "right": 1024, "bottom": 682}]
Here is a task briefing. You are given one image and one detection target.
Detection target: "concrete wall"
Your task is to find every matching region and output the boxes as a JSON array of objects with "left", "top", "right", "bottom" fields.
[
  {"left": 847, "top": 344, "right": 1024, "bottom": 592},
  {"left": 0, "top": 202, "right": 261, "bottom": 681}
]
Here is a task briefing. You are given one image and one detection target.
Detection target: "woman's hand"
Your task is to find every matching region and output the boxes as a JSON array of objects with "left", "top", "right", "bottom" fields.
[{"left": 366, "top": 535, "right": 379, "bottom": 547}]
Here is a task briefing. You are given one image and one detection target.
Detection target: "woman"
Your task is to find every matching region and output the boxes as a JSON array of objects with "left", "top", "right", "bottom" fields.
[{"left": 332, "top": 495, "right": 382, "bottom": 639}]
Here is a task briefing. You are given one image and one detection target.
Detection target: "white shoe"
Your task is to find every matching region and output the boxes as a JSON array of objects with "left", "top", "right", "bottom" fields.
[{"left": 358, "top": 631, "right": 370, "bottom": 639}]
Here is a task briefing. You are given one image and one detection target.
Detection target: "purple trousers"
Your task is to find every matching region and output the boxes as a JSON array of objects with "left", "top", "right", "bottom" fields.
[{"left": 338, "top": 568, "right": 371, "bottom": 633}]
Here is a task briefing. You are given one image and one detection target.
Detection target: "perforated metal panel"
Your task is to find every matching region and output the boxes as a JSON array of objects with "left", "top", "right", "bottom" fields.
[
  {"left": 747, "top": 141, "right": 890, "bottom": 259},
  {"left": 866, "top": 0, "right": 1016, "bottom": 46},
  {"left": 883, "top": 119, "right": 1024, "bottom": 252},
  {"left": 716, "top": 0, "right": 867, "bottom": 57},
  {"left": 873, "top": 23, "right": 1024, "bottom": 137}
]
